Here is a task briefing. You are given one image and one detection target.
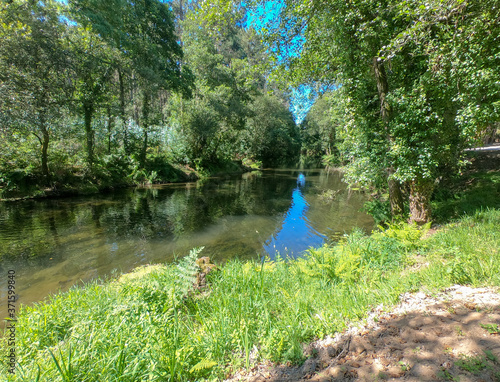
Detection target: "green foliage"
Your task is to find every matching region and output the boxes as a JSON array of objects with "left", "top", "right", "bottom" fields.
[
  {"left": 455, "top": 354, "right": 490, "bottom": 374},
  {"left": 423, "top": 209, "right": 500, "bottom": 287},
  {"left": 163, "top": 6, "right": 298, "bottom": 170},
  {"left": 432, "top": 171, "right": 500, "bottom": 223},
  {"left": 174, "top": 246, "right": 203, "bottom": 300},
  {"left": 254, "top": 0, "right": 500, "bottom": 222},
  {"left": 300, "top": 90, "right": 343, "bottom": 162},
  {"left": 243, "top": 94, "right": 301, "bottom": 167},
  {"left": 189, "top": 359, "right": 217, "bottom": 376},
  {"left": 480, "top": 324, "right": 500, "bottom": 335},
  {"left": 296, "top": 224, "right": 426, "bottom": 284},
  {"left": 2, "top": 209, "right": 500, "bottom": 380},
  {"left": 0, "top": 0, "right": 298, "bottom": 198},
  {"left": 363, "top": 199, "right": 392, "bottom": 225}
]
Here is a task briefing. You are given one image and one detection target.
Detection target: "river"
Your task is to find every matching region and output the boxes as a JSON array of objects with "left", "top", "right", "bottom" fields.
[{"left": 0, "top": 169, "right": 373, "bottom": 319}]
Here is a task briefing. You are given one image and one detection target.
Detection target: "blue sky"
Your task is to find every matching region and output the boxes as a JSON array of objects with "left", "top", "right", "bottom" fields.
[{"left": 244, "top": 1, "right": 318, "bottom": 123}]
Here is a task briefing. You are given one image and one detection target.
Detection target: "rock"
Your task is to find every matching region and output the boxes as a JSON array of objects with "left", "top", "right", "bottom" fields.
[
  {"left": 195, "top": 256, "right": 218, "bottom": 273},
  {"left": 301, "top": 358, "right": 317, "bottom": 375},
  {"left": 194, "top": 257, "right": 218, "bottom": 290},
  {"left": 326, "top": 346, "right": 338, "bottom": 358}
]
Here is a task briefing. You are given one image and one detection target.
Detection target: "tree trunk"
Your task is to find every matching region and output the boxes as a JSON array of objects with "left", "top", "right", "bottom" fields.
[
  {"left": 39, "top": 112, "right": 50, "bottom": 182},
  {"left": 118, "top": 69, "right": 129, "bottom": 154},
  {"left": 41, "top": 128, "right": 50, "bottom": 181},
  {"left": 409, "top": 178, "right": 434, "bottom": 225},
  {"left": 36, "top": 90, "right": 50, "bottom": 183},
  {"left": 388, "top": 169, "right": 405, "bottom": 218},
  {"left": 107, "top": 105, "right": 113, "bottom": 154},
  {"left": 139, "top": 91, "right": 150, "bottom": 168},
  {"left": 373, "top": 56, "right": 405, "bottom": 218},
  {"left": 84, "top": 102, "right": 95, "bottom": 169}
]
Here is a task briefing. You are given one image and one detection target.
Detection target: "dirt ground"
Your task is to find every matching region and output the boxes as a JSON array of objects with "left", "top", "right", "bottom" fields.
[{"left": 228, "top": 286, "right": 500, "bottom": 382}]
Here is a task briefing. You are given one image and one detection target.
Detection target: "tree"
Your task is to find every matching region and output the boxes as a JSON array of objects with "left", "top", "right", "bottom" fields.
[
  {"left": 68, "top": 0, "right": 193, "bottom": 166},
  {"left": 243, "top": 94, "right": 300, "bottom": 167},
  {"left": 166, "top": 7, "right": 256, "bottom": 167},
  {"left": 128, "top": 0, "right": 193, "bottom": 167},
  {"left": 0, "top": 0, "right": 73, "bottom": 181},
  {"left": 254, "top": 0, "right": 500, "bottom": 223},
  {"left": 300, "top": 90, "right": 342, "bottom": 161},
  {"left": 67, "top": 23, "right": 115, "bottom": 169}
]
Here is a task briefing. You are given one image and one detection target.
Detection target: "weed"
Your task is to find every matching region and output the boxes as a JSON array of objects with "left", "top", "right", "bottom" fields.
[
  {"left": 455, "top": 326, "right": 465, "bottom": 336},
  {"left": 398, "top": 361, "right": 410, "bottom": 372},
  {"left": 481, "top": 323, "right": 500, "bottom": 334},
  {"left": 484, "top": 350, "right": 498, "bottom": 363},
  {"left": 437, "top": 368, "right": 459, "bottom": 381},
  {"left": 455, "top": 355, "right": 489, "bottom": 374}
]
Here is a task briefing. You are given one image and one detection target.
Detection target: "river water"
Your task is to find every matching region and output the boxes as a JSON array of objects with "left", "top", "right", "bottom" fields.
[{"left": 0, "top": 169, "right": 373, "bottom": 319}]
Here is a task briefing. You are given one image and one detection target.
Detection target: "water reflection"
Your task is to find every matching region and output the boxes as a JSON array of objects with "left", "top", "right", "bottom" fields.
[
  {"left": 0, "top": 169, "right": 373, "bottom": 319},
  {"left": 264, "top": 173, "right": 325, "bottom": 259}
]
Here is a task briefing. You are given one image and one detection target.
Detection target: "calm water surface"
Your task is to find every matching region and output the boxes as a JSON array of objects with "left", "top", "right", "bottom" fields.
[{"left": 0, "top": 169, "right": 373, "bottom": 318}]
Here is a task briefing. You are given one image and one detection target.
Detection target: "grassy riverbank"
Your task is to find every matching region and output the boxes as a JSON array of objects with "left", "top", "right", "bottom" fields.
[
  {"left": 0, "top": 158, "right": 256, "bottom": 202},
  {"left": 1, "top": 206, "right": 499, "bottom": 381}
]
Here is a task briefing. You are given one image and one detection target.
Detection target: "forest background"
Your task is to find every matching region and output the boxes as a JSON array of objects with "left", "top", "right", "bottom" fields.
[{"left": 1, "top": 0, "right": 499, "bottom": 225}]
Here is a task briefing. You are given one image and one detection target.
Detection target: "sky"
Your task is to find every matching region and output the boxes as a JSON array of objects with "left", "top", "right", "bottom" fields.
[{"left": 244, "top": 1, "right": 319, "bottom": 124}]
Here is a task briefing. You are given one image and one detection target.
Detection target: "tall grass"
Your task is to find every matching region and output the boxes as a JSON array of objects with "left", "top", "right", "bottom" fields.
[{"left": 1, "top": 209, "right": 499, "bottom": 381}]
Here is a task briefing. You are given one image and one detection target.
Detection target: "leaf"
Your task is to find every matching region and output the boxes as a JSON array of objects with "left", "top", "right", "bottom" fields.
[
  {"left": 174, "top": 246, "right": 204, "bottom": 299},
  {"left": 189, "top": 359, "right": 217, "bottom": 374}
]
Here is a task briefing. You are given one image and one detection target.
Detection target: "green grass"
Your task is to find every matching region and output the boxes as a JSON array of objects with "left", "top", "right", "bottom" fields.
[
  {"left": 481, "top": 323, "right": 500, "bottom": 335},
  {"left": 455, "top": 354, "right": 491, "bottom": 374},
  {"left": 1, "top": 208, "right": 499, "bottom": 381},
  {"left": 432, "top": 170, "right": 500, "bottom": 223}
]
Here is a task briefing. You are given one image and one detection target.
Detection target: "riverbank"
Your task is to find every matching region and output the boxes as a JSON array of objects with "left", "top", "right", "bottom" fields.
[
  {"left": 1, "top": 206, "right": 499, "bottom": 381},
  {"left": 0, "top": 160, "right": 256, "bottom": 202}
]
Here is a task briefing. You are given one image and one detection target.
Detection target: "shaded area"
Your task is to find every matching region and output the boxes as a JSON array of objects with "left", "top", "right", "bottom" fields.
[
  {"left": 432, "top": 151, "right": 500, "bottom": 223},
  {"left": 242, "top": 303, "right": 500, "bottom": 382}
]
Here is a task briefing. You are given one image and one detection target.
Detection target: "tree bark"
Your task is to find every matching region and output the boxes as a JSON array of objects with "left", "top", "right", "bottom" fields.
[
  {"left": 409, "top": 178, "right": 434, "bottom": 225},
  {"left": 107, "top": 105, "right": 113, "bottom": 154},
  {"left": 38, "top": 111, "right": 50, "bottom": 182},
  {"left": 41, "top": 126, "right": 50, "bottom": 181},
  {"left": 373, "top": 56, "right": 405, "bottom": 218},
  {"left": 83, "top": 102, "right": 95, "bottom": 169},
  {"left": 388, "top": 168, "right": 405, "bottom": 218},
  {"left": 139, "top": 91, "right": 150, "bottom": 168},
  {"left": 118, "top": 69, "right": 129, "bottom": 154}
]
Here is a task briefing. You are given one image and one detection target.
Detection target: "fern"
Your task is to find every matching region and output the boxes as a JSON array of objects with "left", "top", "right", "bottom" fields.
[
  {"left": 189, "top": 358, "right": 217, "bottom": 374},
  {"left": 174, "top": 247, "right": 204, "bottom": 300}
]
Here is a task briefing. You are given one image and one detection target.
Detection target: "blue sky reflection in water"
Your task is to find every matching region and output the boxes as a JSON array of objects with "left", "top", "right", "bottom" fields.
[
  {"left": 263, "top": 173, "right": 325, "bottom": 259},
  {"left": 0, "top": 169, "right": 373, "bottom": 320}
]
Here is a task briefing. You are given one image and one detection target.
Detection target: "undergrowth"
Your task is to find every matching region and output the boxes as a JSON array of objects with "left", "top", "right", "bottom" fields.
[{"left": 1, "top": 209, "right": 499, "bottom": 381}]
